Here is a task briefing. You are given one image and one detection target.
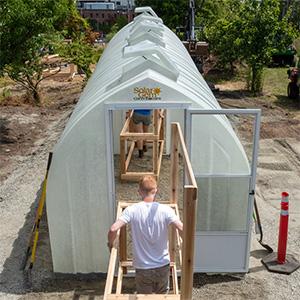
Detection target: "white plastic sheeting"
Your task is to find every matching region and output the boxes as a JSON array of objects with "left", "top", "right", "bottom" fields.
[{"left": 46, "top": 7, "right": 250, "bottom": 273}]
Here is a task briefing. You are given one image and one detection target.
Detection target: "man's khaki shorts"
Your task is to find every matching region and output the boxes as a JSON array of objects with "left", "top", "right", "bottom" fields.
[{"left": 135, "top": 264, "right": 170, "bottom": 294}]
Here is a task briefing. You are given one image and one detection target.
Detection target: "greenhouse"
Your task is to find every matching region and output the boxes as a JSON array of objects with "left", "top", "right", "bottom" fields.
[{"left": 46, "top": 7, "right": 260, "bottom": 275}]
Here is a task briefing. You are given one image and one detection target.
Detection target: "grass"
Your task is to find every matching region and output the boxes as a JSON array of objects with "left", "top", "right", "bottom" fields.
[
  {"left": 0, "top": 76, "right": 13, "bottom": 88},
  {"left": 204, "top": 65, "right": 248, "bottom": 85},
  {"left": 263, "top": 68, "right": 288, "bottom": 96}
]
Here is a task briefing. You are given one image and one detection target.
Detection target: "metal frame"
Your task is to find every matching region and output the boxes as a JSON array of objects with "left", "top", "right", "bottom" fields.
[{"left": 185, "top": 108, "right": 261, "bottom": 272}]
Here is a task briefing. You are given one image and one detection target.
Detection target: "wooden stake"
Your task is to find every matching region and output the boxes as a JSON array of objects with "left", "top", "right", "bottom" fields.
[
  {"left": 120, "top": 225, "right": 127, "bottom": 274},
  {"left": 170, "top": 124, "right": 179, "bottom": 204},
  {"left": 120, "top": 139, "right": 126, "bottom": 179},
  {"left": 181, "top": 186, "right": 197, "bottom": 300}
]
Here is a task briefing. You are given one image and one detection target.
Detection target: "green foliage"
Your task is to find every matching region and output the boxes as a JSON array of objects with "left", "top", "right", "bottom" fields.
[
  {"left": 56, "top": 38, "right": 103, "bottom": 80},
  {"left": 0, "top": 0, "right": 100, "bottom": 104},
  {"left": 135, "top": 0, "right": 188, "bottom": 29},
  {"left": 106, "top": 16, "right": 129, "bottom": 42},
  {"left": 206, "top": 0, "right": 298, "bottom": 94}
]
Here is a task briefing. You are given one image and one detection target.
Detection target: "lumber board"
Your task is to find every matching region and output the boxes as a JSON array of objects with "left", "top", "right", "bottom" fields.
[
  {"left": 120, "top": 225, "right": 127, "bottom": 274},
  {"left": 170, "top": 124, "right": 179, "bottom": 204},
  {"left": 106, "top": 294, "right": 180, "bottom": 300},
  {"left": 121, "top": 172, "right": 156, "bottom": 182},
  {"left": 172, "top": 264, "right": 179, "bottom": 295},
  {"left": 120, "top": 133, "right": 159, "bottom": 140},
  {"left": 125, "top": 141, "right": 135, "bottom": 171},
  {"left": 104, "top": 204, "right": 123, "bottom": 297},
  {"left": 120, "top": 139, "right": 126, "bottom": 177},
  {"left": 173, "top": 123, "right": 197, "bottom": 187},
  {"left": 181, "top": 186, "right": 197, "bottom": 300},
  {"left": 116, "top": 264, "right": 123, "bottom": 294},
  {"left": 157, "top": 140, "right": 164, "bottom": 179}
]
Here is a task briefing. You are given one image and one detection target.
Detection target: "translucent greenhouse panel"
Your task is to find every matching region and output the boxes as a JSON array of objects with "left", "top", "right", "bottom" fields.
[
  {"left": 190, "top": 115, "right": 251, "bottom": 176},
  {"left": 196, "top": 176, "right": 250, "bottom": 231}
]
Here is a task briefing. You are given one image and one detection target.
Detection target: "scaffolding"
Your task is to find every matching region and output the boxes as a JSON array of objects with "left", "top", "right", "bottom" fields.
[
  {"left": 119, "top": 109, "right": 165, "bottom": 182},
  {"left": 105, "top": 123, "right": 198, "bottom": 300}
]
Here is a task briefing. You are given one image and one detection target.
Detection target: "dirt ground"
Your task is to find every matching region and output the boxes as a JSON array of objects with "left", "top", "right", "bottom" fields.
[{"left": 0, "top": 77, "right": 300, "bottom": 299}]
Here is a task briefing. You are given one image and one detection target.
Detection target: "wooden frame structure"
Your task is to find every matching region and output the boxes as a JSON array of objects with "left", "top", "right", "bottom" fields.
[
  {"left": 105, "top": 123, "right": 198, "bottom": 300},
  {"left": 119, "top": 109, "right": 165, "bottom": 182}
]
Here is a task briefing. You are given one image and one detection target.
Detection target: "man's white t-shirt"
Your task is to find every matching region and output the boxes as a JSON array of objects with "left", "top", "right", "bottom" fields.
[{"left": 119, "top": 201, "right": 179, "bottom": 269}]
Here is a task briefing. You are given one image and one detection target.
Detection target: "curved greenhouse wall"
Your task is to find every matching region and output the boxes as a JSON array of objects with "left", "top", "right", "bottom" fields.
[{"left": 46, "top": 8, "right": 250, "bottom": 273}]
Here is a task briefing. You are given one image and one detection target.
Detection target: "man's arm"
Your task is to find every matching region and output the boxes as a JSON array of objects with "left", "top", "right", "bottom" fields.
[
  {"left": 171, "top": 219, "right": 183, "bottom": 238},
  {"left": 107, "top": 219, "right": 126, "bottom": 251}
]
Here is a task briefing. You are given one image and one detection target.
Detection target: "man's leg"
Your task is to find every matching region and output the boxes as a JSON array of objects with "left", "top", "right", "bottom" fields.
[
  {"left": 135, "top": 268, "right": 153, "bottom": 294},
  {"left": 131, "top": 119, "right": 143, "bottom": 157},
  {"left": 153, "top": 264, "right": 170, "bottom": 294}
]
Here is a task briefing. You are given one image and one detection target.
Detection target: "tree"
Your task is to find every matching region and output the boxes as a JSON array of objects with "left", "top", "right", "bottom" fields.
[
  {"left": 206, "top": 0, "right": 298, "bottom": 94},
  {"left": 238, "top": 0, "right": 297, "bottom": 93},
  {"left": 106, "top": 16, "right": 129, "bottom": 42},
  {"left": 205, "top": 0, "right": 241, "bottom": 72},
  {"left": 0, "top": 0, "right": 71, "bottom": 104},
  {"left": 0, "top": 0, "right": 100, "bottom": 104},
  {"left": 135, "top": 0, "right": 188, "bottom": 29},
  {"left": 56, "top": 38, "right": 102, "bottom": 80}
]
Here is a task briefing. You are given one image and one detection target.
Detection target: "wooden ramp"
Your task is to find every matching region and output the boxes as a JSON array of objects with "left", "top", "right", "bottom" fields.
[{"left": 105, "top": 123, "right": 198, "bottom": 300}]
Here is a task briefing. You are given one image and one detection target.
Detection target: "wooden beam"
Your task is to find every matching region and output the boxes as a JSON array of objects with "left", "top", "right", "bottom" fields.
[
  {"left": 116, "top": 264, "right": 123, "bottom": 294},
  {"left": 172, "top": 264, "right": 179, "bottom": 295},
  {"left": 180, "top": 186, "right": 197, "bottom": 300},
  {"left": 125, "top": 141, "right": 135, "bottom": 172},
  {"left": 159, "top": 110, "right": 165, "bottom": 141},
  {"left": 170, "top": 124, "right": 179, "bottom": 204},
  {"left": 174, "top": 204, "right": 183, "bottom": 267},
  {"left": 120, "top": 225, "right": 127, "bottom": 274},
  {"left": 106, "top": 295, "right": 180, "bottom": 300},
  {"left": 120, "top": 260, "right": 133, "bottom": 267},
  {"left": 104, "top": 204, "right": 123, "bottom": 298},
  {"left": 120, "top": 110, "right": 134, "bottom": 135},
  {"left": 120, "top": 139, "right": 126, "bottom": 179},
  {"left": 153, "top": 110, "right": 159, "bottom": 175},
  {"left": 157, "top": 140, "right": 164, "bottom": 181},
  {"left": 173, "top": 123, "right": 197, "bottom": 188},
  {"left": 120, "top": 133, "right": 159, "bottom": 140},
  {"left": 169, "top": 225, "right": 176, "bottom": 274},
  {"left": 121, "top": 172, "right": 156, "bottom": 182}
]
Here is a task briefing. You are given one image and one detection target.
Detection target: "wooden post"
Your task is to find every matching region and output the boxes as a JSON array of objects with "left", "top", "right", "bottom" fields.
[
  {"left": 159, "top": 110, "right": 165, "bottom": 141},
  {"left": 170, "top": 124, "right": 179, "bottom": 204},
  {"left": 104, "top": 204, "right": 123, "bottom": 299},
  {"left": 153, "top": 110, "right": 159, "bottom": 175},
  {"left": 120, "top": 225, "right": 127, "bottom": 274},
  {"left": 181, "top": 186, "right": 197, "bottom": 300},
  {"left": 120, "top": 139, "right": 126, "bottom": 179}
]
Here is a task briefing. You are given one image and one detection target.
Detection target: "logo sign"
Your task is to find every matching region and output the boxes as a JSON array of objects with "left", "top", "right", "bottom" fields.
[{"left": 133, "top": 87, "right": 161, "bottom": 100}]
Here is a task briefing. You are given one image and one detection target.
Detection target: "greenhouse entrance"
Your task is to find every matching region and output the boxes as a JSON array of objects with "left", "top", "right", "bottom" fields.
[
  {"left": 104, "top": 100, "right": 191, "bottom": 213},
  {"left": 105, "top": 102, "right": 261, "bottom": 274}
]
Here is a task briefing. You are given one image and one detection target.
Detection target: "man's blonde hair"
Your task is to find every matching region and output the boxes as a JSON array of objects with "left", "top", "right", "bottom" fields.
[{"left": 139, "top": 175, "right": 157, "bottom": 195}]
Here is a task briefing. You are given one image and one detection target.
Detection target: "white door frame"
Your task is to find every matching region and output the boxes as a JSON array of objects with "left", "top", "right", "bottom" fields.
[{"left": 185, "top": 108, "right": 261, "bottom": 272}]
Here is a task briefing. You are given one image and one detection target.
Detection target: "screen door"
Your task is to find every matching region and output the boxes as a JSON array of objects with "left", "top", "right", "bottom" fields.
[{"left": 185, "top": 109, "right": 261, "bottom": 272}]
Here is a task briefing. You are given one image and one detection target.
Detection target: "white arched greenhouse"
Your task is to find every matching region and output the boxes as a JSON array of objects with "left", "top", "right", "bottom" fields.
[{"left": 46, "top": 7, "right": 260, "bottom": 274}]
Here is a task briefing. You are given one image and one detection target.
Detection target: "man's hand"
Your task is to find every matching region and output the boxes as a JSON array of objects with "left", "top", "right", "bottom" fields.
[{"left": 107, "top": 219, "right": 126, "bottom": 252}]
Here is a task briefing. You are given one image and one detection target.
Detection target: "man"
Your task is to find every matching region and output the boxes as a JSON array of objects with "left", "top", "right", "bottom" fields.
[
  {"left": 107, "top": 175, "right": 183, "bottom": 294},
  {"left": 131, "top": 109, "right": 152, "bottom": 158}
]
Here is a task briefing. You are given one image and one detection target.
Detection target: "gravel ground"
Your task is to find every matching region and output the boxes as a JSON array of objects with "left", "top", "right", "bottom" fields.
[{"left": 0, "top": 83, "right": 299, "bottom": 299}]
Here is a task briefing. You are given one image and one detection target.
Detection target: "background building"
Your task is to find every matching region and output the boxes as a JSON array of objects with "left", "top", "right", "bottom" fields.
[{"left": 77, "top": 1, "right": 135, "bottom": 32}]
